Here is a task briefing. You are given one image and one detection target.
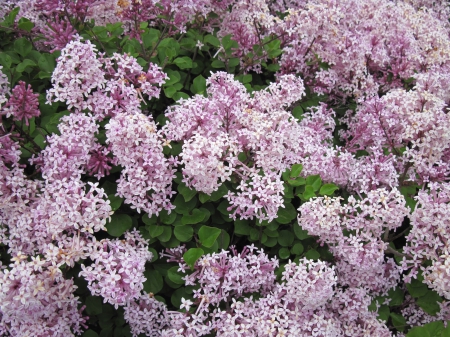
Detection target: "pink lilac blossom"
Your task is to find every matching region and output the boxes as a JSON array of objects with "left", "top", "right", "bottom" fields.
[
  {"left": 0, "top": 257, "right": 85, "bottom": 337},
  {"left": 163, "top": 72, "right": 305, "bottom": 221},
  {"left": 46, "top": 38, "right": 106, "bottom": 111},
  {"left": 341, "top": 85, "right": 450, "bottom": 186},
  {"left": 159, "top": 246, "right": 391, "bottom": 336},
  {"left": 79, "top": 230, "right": 153, "bottom": 308},
  {"left": 298, "top": 188, "right": 409, "bottom": 295},
  {"left": 105, "top": 112, "right": 177, "bottom": 215},
  {"left": 1, "top": 80, "right": 40, "bottom": 125},
  {"left": 86, "top": 53, "right": 167, "bottom": 120},
  {"left": 33, "top": 113, "right": 100, "bottom": 182},
  {"left": 41, "top": 17, "right": 77, "bottom": 52},
  {"left": 124, "top": 293, "right": 170, "bottom": 337},
  {"left": 277, "top": 0, "right": 450, "bottom": 99},
  {"left": 403, "top": 182, "right": 450, "bottom": 298}
]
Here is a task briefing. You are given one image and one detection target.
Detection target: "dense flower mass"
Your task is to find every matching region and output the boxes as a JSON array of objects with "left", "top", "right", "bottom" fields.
[
  {"left": 163, "top": 72, "right": 305, "bottom": 221},
  {"left": 79, "top": 230, "right": 153, "bottom": 308},
  {"left": 1, "top": 0, "right": 450, "bottom": 335}
]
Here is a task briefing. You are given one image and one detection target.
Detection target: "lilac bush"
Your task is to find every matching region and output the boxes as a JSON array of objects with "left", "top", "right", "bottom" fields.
[{"left": 0, "top": 0, "right": 450, "bottom": 336}]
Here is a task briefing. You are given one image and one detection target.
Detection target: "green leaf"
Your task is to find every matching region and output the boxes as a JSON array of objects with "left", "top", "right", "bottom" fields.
[
  {"left": 1, "top": 7, "right": 19, "bottom": 27},
  {"left": 157, "top": 226, "right": 172, "bottom": 242},
  {"left": 276, "top": 203, "right": 297, "bottom": 224},
  {"left": 198, "top": 225, "right": 221, "bottom": 248},
  {"left": 293, "top": 223, "right": 310, "bottom": 240},
  {"left": 14, "top": 38, "right": 32, "bottom": 57},
  {"left": 211, "top": 60, "right": 225, "bottom": 68},
  {"left": 292, "top": 106, "right": 303, "bottom": 120},
  {"left": 387, "top": 287, "right": 404, "bottom": 306},
  {"left": 164, "top": 70, "right": 181, "bottom": 85},
  {"left": 442, "top": 324, "right": 450, "bottom": 337},
  {"left": 33, "top": 133, "right": 46, "bottom": 149},
  {"left": 171, "top": 287, "right": 191, "bottom": 308},
  {"left": 407, "top": 321, "right": 445, "bottom": 337},
  {"left": 181, "top": 208, "right": 207, "bottom": 225},
  {"left": 167, "top": 266, "right": 185, "bottom": 285},
  {"left": 16, "top": 59, "right": 36, "bottom": 72},
  {"left": 302, "top": 185, "right": 316, "bottom": 200},
  {"left": 107, "top": 195, "right": 123, "bottom": 211},
  {"left": 287, "top": 176, "right": 306, "bottom": 187},
  {"left": 143, "top": 269, "right": 163, "bottom": 294},
  {"left": 160, "top": 209, "right": 177, "bottom": 225},
  {"left": 178, "top": 182, "right": 197, "bottom": 202},
  {"left": 106, "top": 214, "right": 132, "bottom": 237},
  {"left": 204, "top": 34, "right": 220, "bottom": 47},
  {"left": 305, "top": 249, "right": 320, "bottom": 260},
  {"left": 390, "top": 313, "right": 407, "bottom": 332},
  {"left": 278, "top": 230, "right": 295, "bottom": 247},
  {"left": 183, "top": 248, "right": 204, "bottom": 269},
  {"left": 173, "top": 56, "right": 193, "bottom": 69},
  {"left": 174, "top": 225, "right": 194, "bottom": 242},
  {"left": 164, "top": 86, "right": 177, "bottom": 98},
  {"left": 319, "top": 183, "right": 339, "bottom": 196},
  {"left": 278, "top": 247, "right": 291, "bottom": 259},
  {"left": 406, "top": 278, "right": 429, "bottom": 298},
  {"left": 210, "top": 184, "right": 228, "bottom": 201},
  {"left": 17, "top": 17, "right": 34, "bottom": 32},
  {"left": 228, "top": 58, "right": 240, "bottom": 67},
  {"left": 147, "top": 224, "right": 164, "bottom": 237},
  {"left": 142, "top": 28, "right": 160, "bottom": 49},
  {"left": 37, "top": 71, "right": 52, "bottom": 79},
  {"left": 82, "top": 330, "right": 99, "bottom": 337},
  {"left": 217, "top": 229, "right": 230, "bottom": 250},
  {"left": 416, "top": 291, "right": 443, "bottom": 315},
  {"left": 85, "top": 296, "right": 103, "bottom": 315},
  {"left": 290, "top": 164, "right": 303, "bottom": 178},
  {"left": 191, "top": 75, "right": 206, "bottom": 94},
  {"left": 37, "top": 53, "right": 55, "bottom": 73},
  {"left": 266, "top": 64, "right": 280, "bottom": 72},
  {"left": 0, "top": 53, "right": 12, "bottom": 69},
  {"left": 377, "top": 305, "right": 390, "bottom": 322},
  {"left": 199, "top": 193, "right": 210, "bottom": 203},
  {"left": 291, "top": 242, "right": 304, "bottom": 255},
  {"left": 172, "top": 92, "right": 190, "bottom": 101},
  {"left": 142, "top": 213, "right": 157, "bottom": 226},
  {"left": 173, "top": 194, "right": 197, "bottom": 215},
  {"left": 234, "top": 219, "right": 251, "bottom": 235},
  {"left": 306, "top": 175, "right": 322, "bottom": 191}
]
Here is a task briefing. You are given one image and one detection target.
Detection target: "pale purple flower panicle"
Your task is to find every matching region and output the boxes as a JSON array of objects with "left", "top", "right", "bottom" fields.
[{"left": 80, "top": 230, "right": 153, "bottom": 308}]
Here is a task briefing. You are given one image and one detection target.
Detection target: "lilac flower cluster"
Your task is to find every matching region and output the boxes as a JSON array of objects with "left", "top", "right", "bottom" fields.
[
  {"left": 106, "top": 112, "right": 177, "bottom": 215},
  {"left": 276, "top": 0, "right": 450, "bottom": 99},
  {"left": 0, "top": 257, "right": 84, "bottom": 337},
  {"left": 79, "top": 230, "right": 153, "bottom": 308},
  {"left": 298, "top": 188, "right": 409, "bottom": 295},
  {"left": 163, "top": 72, "right": 305, "bottom": 221},
  {"left": 403, "top": 182, "right": 450, "bottom": 298},
  {"left": 1, "top": 81, "right": 40, "bottom": 125},
  {"left": 124, "top": 246, "right": 393, "bottom": 336}
]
